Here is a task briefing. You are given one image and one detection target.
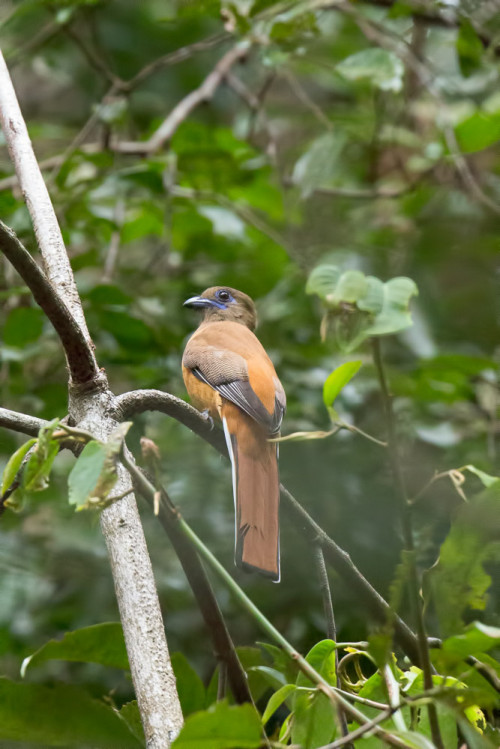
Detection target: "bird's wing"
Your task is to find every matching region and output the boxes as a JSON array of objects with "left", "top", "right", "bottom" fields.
[
  {"left": 190, "top": 365, "right": 284, "bottom": 435},
  {"left": 183, "top": 323, "right": 285, "bottom": 434}
]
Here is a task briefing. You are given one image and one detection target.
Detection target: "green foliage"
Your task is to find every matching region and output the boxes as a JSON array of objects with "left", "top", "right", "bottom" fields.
[
  {"left": 21, "top": 622, "right": 129, "bottom": 676},
  {"left": 24, "top": 419, "right": 60, "bottom": 492},
  {"left": 0, "top": 677, "right": 142, "bottom": 748},
  {"left": 307, "top": 264, "right": 418, "bottom": 350},
  {"left": 3, "top": 306, "right": 44, "bottom": 346},
  {"left": 67, "top": 423, "right": 131, "bottom": 509},
  {"left": 455, "top": 110, "right": 500, "bottom": 154},
  {"left": 1, "top": 438, "right": 36, "bottom": 496},
  {"left": 171, "top": 652, "right": 206, "bottom": 716},
  {"left": 425, "top": 482, "right": 500, "bottom": 637},
  {"left": 336, "top": 48, "right": 404, "bottom": 92},
  {"left": 456, "top": 21, "right": 485, "bottom": 78},
  {"left": 171, "top": 701, "right": 262, "bottom": 749},
  {"left": 323, "top": 360, "right": 362, "bottom": 409}
]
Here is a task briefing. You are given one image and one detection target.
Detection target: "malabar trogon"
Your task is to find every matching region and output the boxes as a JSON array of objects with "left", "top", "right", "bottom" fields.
[{"left": 182, "top": 286, "right": 286, "bottom": 582}]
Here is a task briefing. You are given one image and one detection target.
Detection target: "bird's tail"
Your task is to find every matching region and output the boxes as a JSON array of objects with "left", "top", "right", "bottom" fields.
[{"left": 222, "top": 404, "right": 280, "bottom": 582}]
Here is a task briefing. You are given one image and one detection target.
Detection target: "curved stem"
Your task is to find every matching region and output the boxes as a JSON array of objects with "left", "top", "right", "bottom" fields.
[{"left": 372, "top": 338, "right": 443, "bottom": 749}]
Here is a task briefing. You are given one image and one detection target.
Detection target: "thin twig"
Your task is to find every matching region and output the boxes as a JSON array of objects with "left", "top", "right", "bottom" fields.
[
  {"left": 313, "top": 545, "right": 351, "bottom": 745},
  {"left": 103, "top": 199, "right": 125, "bottom": 282},
  {"left": 372, "top": 338, "right": 443, "bottom": 749},
  {"left": 62, "top": 22, "right": 123, "bottom": 87},
  {"left": 317, "top": 707, "right": 395, "bottom": 748},
  {"left": 137, "top": 478, "right": 252, "bottom": 705},
  {"left": 126, "top": 33, "right": 230, "bottom": 91},
  {"left": 171, "top": 185, "right": 286, "bottom": 248},
  {"left": 115, "top": 42, "right": 251, "bottom": 155},
  {"left": 283, "top": 70, "right": 332, "bottom": 130},
  {"left": 313, "top": 545, "right": 337, "bottom": 641}
]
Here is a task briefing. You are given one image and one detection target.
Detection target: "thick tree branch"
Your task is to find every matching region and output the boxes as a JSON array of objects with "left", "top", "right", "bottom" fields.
[
  {"left": 137, "top": 478, "right": 252, "bottom": 705},
  {"left": 0, "top": 221, "right": 99, "bottom": 386},
  {"left": 0, "top": 407, "right": 46, "bottom": 437},
  {"left": 0, "top": 49, "right": 183, "bottom": 748}
]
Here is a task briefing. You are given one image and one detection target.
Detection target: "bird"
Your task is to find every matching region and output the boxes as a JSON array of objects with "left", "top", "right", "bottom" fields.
[{"left": 182, "top": 286, "right": 286, "bottom": 582}]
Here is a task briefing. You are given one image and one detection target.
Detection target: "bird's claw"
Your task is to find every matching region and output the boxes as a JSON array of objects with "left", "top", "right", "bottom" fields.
[{"left": 201, "top": 409, "right": 215, "bottom": 431}]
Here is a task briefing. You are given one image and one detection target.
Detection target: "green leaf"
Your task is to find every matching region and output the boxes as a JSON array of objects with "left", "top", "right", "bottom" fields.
[
  {"left": 297, "top": 640, "right": 337, "bottom": 688},
  {"left": 323, "top": 361, "right": 362, "bottom": 408},
  {"left": 462, "top": 465, "right": 499, "bottom": 488},
  {"left": 21, "top": 622, "right": 129, "bottom": 676},
  {"left": 98, "top": 310, "right": 158, "bottom": 349},
  {"left": 3, "top": 307, "right": 44, "bottom": 347},
  {"left": 68, "top": 441, "right": 107, "bottom": 508},
  {"left": 171, "top": 652, "right": 206, "bottom": 716},
  {"left": 171, "top": 701, "right": 262, "bottom": 749},
  {"left": 119, "top": 701, "right": 146, "bottom": 747},
  {"left": 441, "top": 621, "right": 500, "bottom": 661},
  {"left": 306, "top": 265, "right": 342, "bottom": 300},
  {"left": 86, "top": 284, "right": 133, "bottom": 306},
  {"left": 390, "top": 732, "right": 435, "bottom": 749},
  {"left": 24, "top": 440, "right": 59, "bottom": 492},
  {"left": 67, "top": 423, "right": 131, "bottom": 510},
  {"left": 403, "top": 670, "right": 483, "bottom": 746},
  {"left": 262, "top": 683, "right": 296, "bottom": 724},
  {"left": 292, "top": 132, "right": 347, "bottom": 197},
  {"left": 291, "top": 689, "right": 337, "bottom": 748},
  {"left": 1, "top": 439, "right": 36, "bottom": 495},
  {"left": 0, "top": 677, "right": 142, "bottom": 747},
  {"left": 425, "top": 482, "right": 500, "bottom": 636},
  {"left": 249, "top": 665, "right": 287, "bottom": 690},
  {"left": 457, "top": 21, "right": 484, "bottom": 77},
  {"left": 455, "top": 111, "right": 500, "bottom": 154},
  {"left": 364, "top": 277, "right": 418, "bottom": 336},
  {"left": 336, "top": 48, "right": 404, "bottom": 92},
  {"left": 121, "top": 205, "right": 165, "bottom": 243},
  {"left": 23, "top": 418, "right": 61, "bottom": 492},
  {"left": 307, "top": 265, "right": 418, "bottom": 350}
]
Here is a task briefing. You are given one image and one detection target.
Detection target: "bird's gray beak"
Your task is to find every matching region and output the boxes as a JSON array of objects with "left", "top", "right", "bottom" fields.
[{"left": 183, "top": 295, "right": 214, "bottom": 309}]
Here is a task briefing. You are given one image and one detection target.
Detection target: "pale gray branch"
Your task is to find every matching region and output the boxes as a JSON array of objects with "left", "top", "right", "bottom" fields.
[
  {"left": 0, "top": 49, "right": 183, "bottom": 748},
  {"left": 114, "top": 41, "right": 251, "bottom": 155},
  {"left": 0, "top": 407, "right": 46, "bottom": 437}
]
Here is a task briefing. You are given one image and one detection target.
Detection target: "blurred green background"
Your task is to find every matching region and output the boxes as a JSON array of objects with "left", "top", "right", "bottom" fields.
[{"left": 0, "top": 0, "right": 499, "bottom": 711}]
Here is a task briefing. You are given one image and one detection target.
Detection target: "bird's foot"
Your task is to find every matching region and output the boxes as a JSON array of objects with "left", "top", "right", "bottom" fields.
[{"left": 201, "top": 409, "right": 215, "bottom": 431}]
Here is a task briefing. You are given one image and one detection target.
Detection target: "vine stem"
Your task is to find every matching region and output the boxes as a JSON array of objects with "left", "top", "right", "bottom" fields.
[
  {"left": 372, "top": 338, "right": 443, "bottom": 749},
  {"left": 312, "top": 545, "right": 351, "bottom": 746}
]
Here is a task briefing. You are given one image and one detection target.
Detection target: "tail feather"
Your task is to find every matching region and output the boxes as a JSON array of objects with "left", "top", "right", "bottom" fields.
[{"left": 222, "top": 406, "right": 280, "bottom": 581}]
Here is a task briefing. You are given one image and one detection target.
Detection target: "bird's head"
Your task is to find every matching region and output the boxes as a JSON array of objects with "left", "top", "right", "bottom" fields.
[{"left": 184, "top": 286, "right": 257, "bottom": 330}]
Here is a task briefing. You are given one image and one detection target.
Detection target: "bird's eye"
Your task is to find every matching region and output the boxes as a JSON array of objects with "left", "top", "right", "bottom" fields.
[{"left": 217, "top": 289, "right": 230, "bottom": 302}]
